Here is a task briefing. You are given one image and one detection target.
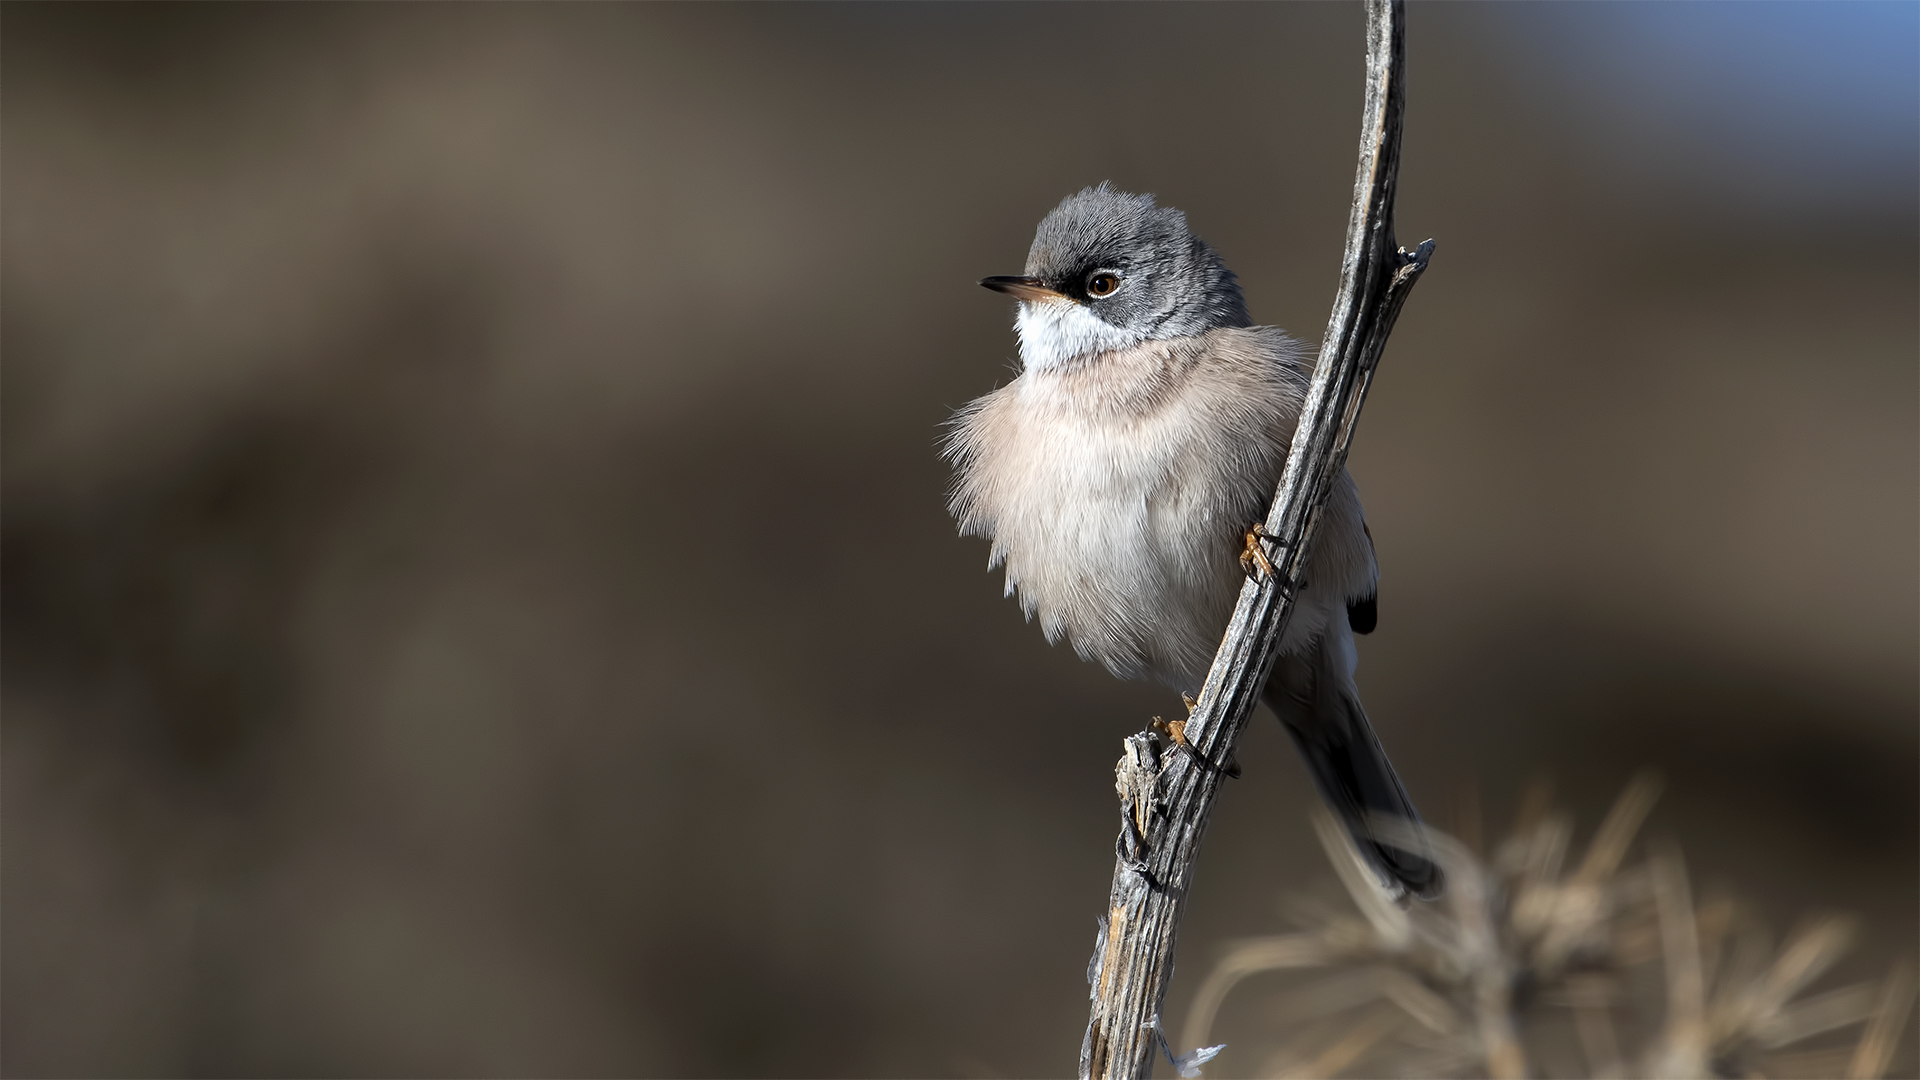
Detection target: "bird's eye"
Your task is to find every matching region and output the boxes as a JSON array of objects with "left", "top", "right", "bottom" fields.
[{"left": 1086, "top": 272, "right": 1121, "bottom": 298}]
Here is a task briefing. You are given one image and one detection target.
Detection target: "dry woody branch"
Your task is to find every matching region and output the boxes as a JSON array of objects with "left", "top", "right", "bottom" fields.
[{"left": 1080, "top": 1, "right": 1433, "bottom": 1076}]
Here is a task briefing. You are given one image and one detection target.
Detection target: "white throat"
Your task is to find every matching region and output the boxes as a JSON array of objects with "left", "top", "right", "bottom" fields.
[{"left": 1015, "top": 299, "right": 1143, "bottom": 373}]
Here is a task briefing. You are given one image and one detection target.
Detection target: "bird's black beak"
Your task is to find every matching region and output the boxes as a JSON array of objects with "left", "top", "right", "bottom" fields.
[{"left": 980, "top": 275, "right": 1069, "bottom": 304}]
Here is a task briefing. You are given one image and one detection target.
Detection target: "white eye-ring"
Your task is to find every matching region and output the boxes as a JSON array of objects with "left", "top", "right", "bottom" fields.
[{"left": 1086, "top": 271, "right": 1122, "bottom": 298}]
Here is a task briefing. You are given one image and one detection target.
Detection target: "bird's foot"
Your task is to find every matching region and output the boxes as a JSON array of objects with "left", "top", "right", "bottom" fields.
[
  {"left": 1151, "top": 712, "right": 1241, "bottom": 779},
  {"left": 1240, "top": 523, "right": 1277, "bottom": 581},
  {"left": 1150, "top": 714, "right": 1189, "bottom": 749},
  {"left": 1240, "top": 523, "right": 1301, "bottom": 599}
]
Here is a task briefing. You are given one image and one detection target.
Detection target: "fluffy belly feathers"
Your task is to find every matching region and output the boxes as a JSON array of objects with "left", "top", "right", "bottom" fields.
[{"left": 947, "top": 326, "right": 1364, "bottom": 689}]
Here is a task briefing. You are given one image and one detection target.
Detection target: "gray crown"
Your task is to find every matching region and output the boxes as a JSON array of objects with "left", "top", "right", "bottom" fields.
[{"left": 1025, "top": 184, "right": 1252, "bottom": 339}]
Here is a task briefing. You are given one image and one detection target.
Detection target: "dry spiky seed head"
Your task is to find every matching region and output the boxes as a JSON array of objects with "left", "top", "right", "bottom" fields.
[{"left": 1181, "top": 775, "right": 1916, "bottom": 1079}]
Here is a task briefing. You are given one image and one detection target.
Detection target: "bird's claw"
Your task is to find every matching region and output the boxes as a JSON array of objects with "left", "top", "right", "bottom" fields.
[
  {"left": 1240, "top": 523, "right": 1278, "bottom": 581},
  {"left": 1151, "top": 714, "right": 1190, "bottom": 748},
  {"left": 1151, "top": 712, "right": 1241, "bottom": 779}
]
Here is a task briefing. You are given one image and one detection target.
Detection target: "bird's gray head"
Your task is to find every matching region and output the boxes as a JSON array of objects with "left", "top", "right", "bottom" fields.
[{"left": 981, "top": 184, "right": 1252, "bottom": 372}]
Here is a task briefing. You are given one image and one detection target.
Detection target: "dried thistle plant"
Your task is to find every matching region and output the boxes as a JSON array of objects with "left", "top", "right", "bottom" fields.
[{"left": 1179, "top": 774, "right": 1915, "bottom": 1079}]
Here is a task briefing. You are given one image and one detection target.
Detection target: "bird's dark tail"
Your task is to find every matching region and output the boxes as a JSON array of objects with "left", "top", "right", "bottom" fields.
[{"left": 1263, "top": 628, "right": 1442, "bottom": 900}]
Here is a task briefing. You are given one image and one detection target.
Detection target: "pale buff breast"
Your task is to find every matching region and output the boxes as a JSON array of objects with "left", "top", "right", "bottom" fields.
[{"left": 946, "top": 325, "right": 1378, "bottom": 691}]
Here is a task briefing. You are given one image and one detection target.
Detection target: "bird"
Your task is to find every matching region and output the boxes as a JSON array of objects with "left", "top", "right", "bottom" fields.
[{"left": 944, "top": 183, "right": 1440, "bottom": 900}]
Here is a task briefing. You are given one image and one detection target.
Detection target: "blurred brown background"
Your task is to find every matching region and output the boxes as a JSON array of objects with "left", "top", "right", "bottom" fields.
[{"left": 3, "top": 3, "right": 1914, "bottom": 1076}]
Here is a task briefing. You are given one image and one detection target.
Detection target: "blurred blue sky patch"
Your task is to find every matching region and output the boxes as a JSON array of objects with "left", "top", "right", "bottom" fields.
[{"left": 1487, "top": 0, "right": 1919, "bottom": 217}]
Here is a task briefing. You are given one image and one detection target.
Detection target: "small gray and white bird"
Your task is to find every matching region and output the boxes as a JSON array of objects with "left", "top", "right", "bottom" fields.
[{"left": 946, "top": 184, "right": 1439, "bottom": 899}]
